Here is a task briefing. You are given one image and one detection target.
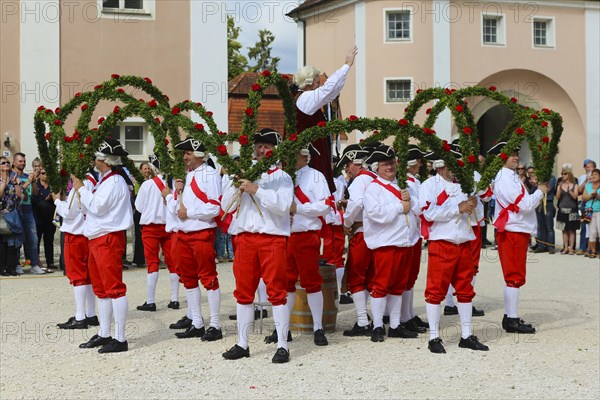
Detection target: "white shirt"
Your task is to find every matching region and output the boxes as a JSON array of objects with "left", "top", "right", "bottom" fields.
[
  {"left": 54, "top": 177, "right": 95, "bottom": 235},
  {"left": 343, "top": 171, "right": 376, "bottom": 233},
  {"left": 222, "top": 166, "right": 294, "bottom": 236},
  {"left": 296, "top": 64, "right": 351, "bottom": 116},
  {"left": 363, "top": 177, "right": 421, "bottom": 249},
  {"left": 79, "top": 169, "right": 133, "bottom": 240},
  {"left": 164, "top": 180, "right": 179, "bottom": 233},
  {"left": 493, "top": 167, "right": 543, "bottom": 235},
  {"left": 135, "top": 176, "right": 168, "bottom": 225},
  {"left": 165, "top": 163, "right": 221, "bottom": 233},
  {"left": 325, "top": 174, "right": 346, "bottom": 225},
  {"left": 473, "top": 171, "right": 493, "bottom": 227},
  {"left": 419, "top": 175, "right": 475, "bottom": 245},
  {"left": 291, "top": 165, "right": 331, "bottom": 233}
]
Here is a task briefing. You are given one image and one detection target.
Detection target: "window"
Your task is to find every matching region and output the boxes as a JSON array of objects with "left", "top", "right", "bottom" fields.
[
  {"left": 109, "top": 124, "right": 146, "bottom": 156},
  {"left": 386, "top": 11, "right": 411, "bottom": 41},
  {"left": 482, "top": 15, "right": 505, "bottom": 46},
  {"left": 103, "top": 0, "right": 143, "bottom": 10},
  {"left": 532, "top": 17, "right": 555, "bottom": 48},
  {"left": 385, "top": 79, "right": 412, "bottom": 103},
  {"left": 100, "top": 0, "right": 154, "bottom": 19}
]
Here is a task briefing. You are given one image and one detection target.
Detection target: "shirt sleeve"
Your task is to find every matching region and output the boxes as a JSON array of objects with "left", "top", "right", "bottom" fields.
[
  {"left": 78, "top": 179, "right": 127, "bottom": 217},
  {"left": 420, "top": 182, "right": 460, "bottom": 222},
  {"left": 187, "top": 172, "right": 222, "bottom": 220},
  {"left": 54, "top": 191, "right": 83, "bottom": 220},
  {"left": 363, "top": 186, "right": 403, "bottom": 223},
  {"left": 296, "top": 64, "right": 351, "bottom": 116},
  {"left": 296, "top": 172, "right": 331, "bottom": 217},
  {"left": 253, "top": 173, "right": 294, "bottom": 217},
  {"left": 134, "top": 182, "right": 148, "bottom": 214},
  {"left": 343, "top": 177, "right": 366, "bottom": 228},
  {"left": 495, "top": 174, "right": 543, "bottom": 213}
]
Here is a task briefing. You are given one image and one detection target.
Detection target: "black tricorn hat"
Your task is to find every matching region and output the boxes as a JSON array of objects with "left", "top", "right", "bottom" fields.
[
  {"left": 254, "top": 128, "right": 282, "bottom": 146},
  {"left": 98, "top": 138, "right": 129, "bottom": 156},
  {"left": 407, "top": 144, "right": 426, "bottom": 161},
  {"left": 174, "top": 137, "right": 206, "bottom": 153},
  {"left": 336, "top": 144, "right": 370, "bottom": 169},
  {"left": 487, "top": 141, "right": 521, "bottom": 155},
  {"left": 365, "top": 145, "right": 396, "bottom": 164},
  {"left": 148, "top": 153, "right": 160, "bottom": 170}
]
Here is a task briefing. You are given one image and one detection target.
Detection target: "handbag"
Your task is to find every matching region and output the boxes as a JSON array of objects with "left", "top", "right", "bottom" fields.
[{"left": 0, "top": 215, "right": 11, "bottom": 235}]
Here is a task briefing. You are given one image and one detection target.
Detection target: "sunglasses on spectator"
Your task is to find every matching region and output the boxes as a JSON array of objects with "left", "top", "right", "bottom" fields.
[
  {"left": 561, "top": 172, "right": 569, "bottom": 175},
  {"left": 0, "top": 161, "right": 10, "bottom": 165},
  {"left": 517, "top": 167, "right": 525, "bottom": 170},
  {"left": 40, "top": 172, "right": 46, "bottom": 175}
]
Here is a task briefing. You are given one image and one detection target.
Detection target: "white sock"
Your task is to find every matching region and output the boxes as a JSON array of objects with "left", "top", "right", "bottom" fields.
[
  {"left": 112, "top": 296, "right": 128, "bottom": 342},
  {"left": 73, "top": 285, "right": 87, "bottom": 321},
  {"left": 456, "top": 302, "right": 473, "bottom": 339},
  {"left": 387, "top": 295, "right": 402, "bottom": 329},
  {"left": 185, "top": 287, "right": 204, "bottom": 329},
  {"left": 146, "top": 272, "right": 158, "bottom": 304},
  {"left": 371, "top": 296, "right": 387, "bottom": 328},
  {"left": 169, "top": 273, "right": 180, "bottom": 302},
  {"left": 353, "top": 291, "right": 369, "bottom": 327},
  {"left": 307, "top": 291, "right": 324, "bottom": 331},
  {"left": 286, "top": 292, "right": 296, "bottom": 316},
  {"left": 98, "top": 298, "right": 113, "bottom": 338},
  {"left": 84, "top": 285, "right": 96, "bottom": 318},
  {"left": 256, "top": 279, "right": 267, "bottom": 312},
  {"left": 504, "top": 286, "right": 519, "bottom": 318},
  {"left": 335, "top": 268, "right": 344, "bottom": 294},
  {"left": 426, "top": 303, "right": 441, "bottom": 340},
  {"left": 445, "top": 285, "right": 455, "bottom": 307},
  {"left": 471, "top": 275, "right": 477, "bottom": 287},
  {"left": 236, "top": 303, "right": 254, "bottom": 350},
  {"left": 207, "top": 289, "right": 221, "bottom": 329},
  {"left": 186, "top": 306, "right": 193, "bottom": 320},
  {"left": 272, "top": 304, "right": 290, "bottom": 350},
  {"left": 400, "top": 289, "right": 413, "bottom": 323}
]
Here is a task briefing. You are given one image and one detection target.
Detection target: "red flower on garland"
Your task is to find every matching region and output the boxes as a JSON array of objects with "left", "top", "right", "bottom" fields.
[
  {"left": 81, "top": 104, "right": 88, "bottom": 111},
  {"left": 74, "top": 92, "right": 82, "bottom": 97},
  {"left": 217, "top": 145, "right": 227, "bottom": 155},
  {"left": 451, "top": 88, "right": 457, "bottom": 93},
  {"left": 541, "top": 121, "right": 549, "bottom": 128},
  {"left": 416, "top": 89, "right": 423, "bottom": 94},
  {"left": 45, "top": 109, "right": 53, "bottom": 114},
  {"left": 55, "top": 107, "right": 61, "bottom": 114},
  {"left": 542, "top": 136, "right": 550, "bottom": 144},
  {"left": 398, "top": 119, "right": 409, "bottom": 126},
  {"left": 194, "top": 123, "right": 204, "bottom": 131},
  {"left": 542, "top": 108, "right": 551, "bottom": 114},
  {"left": 164, "top": 95, "right": 170, "bottom": 101},
  {"left": 488, "top": 86, "right": 497, "bottom": 91},
  {"left": 53, "top": 119, "right": 62, "bottom": 126},
  {"left": 261, "top": 70, "right": 271, "bottom": 77},
  {"left": 251, "top": 84, "right": 261, "bottom": 91},
  {"left": 164, "top": 139, "right": 169, "bottom": 145},
  {"left": 499, "top": 153, "right": 508, "bottom": 161},
  {"left": 155, "top": 118, "right": 161, "bottom": 124},
  {"left": 457, "top": 159, "right": 465, "bottom": 167},
  {"left": 423, "top": 127, "right": 435, "bottom": 135},
  {"left": 442, "top": 141, "right": 451, "bottom": 152},
  {"left": 60, "top": 169, "right": 68, "bottom": 177},
  {"left": 148, "top": 99, "right": 157, "bottom": 108},
  {"left": 98, "top": 117, "right": 105, "bottom": 125},
  {"left": 85, "top": 136, "right": 91, "bottom": 145},
  {"left": 63, "top": 136, "right": 70, "bottom": 143},
  {"left": 289, "top": 133, "right": 298, "bottom": 142},
  {"left": 171, "top": 107, "right": 180, "bottom": 115},
  {"left": 207, "top": 111, "right": 213, "bottom": 117},
  {"left": 218, "top": 131, "right": 227, "bottom": 136},
  {"left": 455, "top": 105, "right": 464, "bottom": 113},
  {"left": 426, "top": 108, "right": 432, "bottom": 114},
  {"left": 510, "top": 97, "right": 518, "bottom": 103},
  {"left": 37, "top": 105, "right": 45, "bottom": 111},
  {"left": 531, "top": 114, "right": 539, "bottom": 119},
  {"left": 94, "top": 84, "right": 102, "bottom": 91},
  {"left": 139, "top": 99, "right": 145, "bottom": 103},
  {"left": 113, "top": 106, "right": 120, "bottom": 114},
  {"left": 515, "top": 127, "right": 525, "bottom": 135},
  {"left": 280, "top": 74, "right": 290, "bottom": 80},
  {"left": 144, "top": 77, "right": 152, "bottom": 84},
  {"left": 348, "top": 115, "right": 359, "bottom": 121},
  {"left": 265, "top": 150, "right": 273, "bottom": 158},
  {"left": 317, "top": 121, "right": 327, "bottom": 128},
  {"left": 44, "top": 132, "right": 50, "bottom": 140},
  {"left": 79, "top": 153, "right": 84, "bottom": 160},
  {"left": 463, "top": 127, "right": 473, "bottom": 135},
  {"left": 244, "top": 108, "right": 254, "bottom": 117},
  {"left": 111, "top": 74, "right": 120, "bottom": 79},
  {"left": 467, "top": 155, "right": 477, "bottom": 164},
  {"left": 117, "top": 88, "right": 125, "bottom": 94},
  {"left": 239, "top": 135, "right": 249, "bottom": 145},
  {"left": 444, "top": 88, "right": 452, "bottom": 95},
  {"left": 196, "top": 102, "right": 202, "bottom": 107},
  {"left": 73, "top": 130, "right": 81, "bottom": 140}
]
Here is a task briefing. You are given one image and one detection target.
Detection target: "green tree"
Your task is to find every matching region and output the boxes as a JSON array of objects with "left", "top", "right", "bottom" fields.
[
  {"left": 248, "top": 29, "right": 280, "bottom": 72},
  {"left": 228, "top": 16, "right": 249, "bottom": 81}
]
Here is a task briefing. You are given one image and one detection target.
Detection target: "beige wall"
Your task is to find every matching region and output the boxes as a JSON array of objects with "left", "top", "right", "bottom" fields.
[{"left": 1, "top": 2, "right": 20, "bottom": 154}]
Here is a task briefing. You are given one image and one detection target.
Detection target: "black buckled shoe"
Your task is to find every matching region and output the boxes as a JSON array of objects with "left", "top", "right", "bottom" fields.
[
  {"left": 458, "top": 335, "right": 489, "bottom": 351},
  {"left": 264, "top": 329, "right": 292, "bottom": 344},
  {"left": 343, "top": 322, "right": 373, "bottom": 337},
  {"left": 370, "top": 326, "right": 386, "bottom": 342},
  {"left": 86, "top": 316, "right": 99, "bottom": 326},
  {"left": 79, "top": 334, "right": 113, "bottom": 349},
  {"left": 472, "top": 306, "right": 485, "bottom": 317},
  {"left": 272, "top": 347, "right": 290, "bottom": 364},
  {"left": 58, "top": 317, "right": 88, "bottom": 330},
  {"left": 137, "top": 302, "right": 156, "bottom": 312},
  {"left": 167, "top": 301, "right": 180, "bottom": 310},
  {"left": 313, "top": 329, "right": 328, "bottom": 346},
  {"left": 428, "top": 337, "right": 446, "bottom": 354},
  {"left": 401, "top": 318, "right": 427, "bottom": 334},
  {"left": 388, "top": 325, "right": 419, "bottom": 338},
  {"left": 201, "top": 327, "right": 223, "bottom": 342},
  {"left": 339, "top": 293, "right": 353, "bottom": 304},
  {"left": 503, "top": 316, "right": 536, "bottom": 334},
  {"left": 222, "top": 345, "right": 250, "bottom": 360},
  {"left": 175, "top": 325, "right": 205, "bottom": 339},
  {"left": 98, "top": 339, "right": 128, "bottom": 353},
  {"left": 411, "top": 315, "right": 429, "bottom": 329},
  {"left": 443, "top": 305, "right": 458, "bottom": 315},
  {"left": 169, "top": 316, "right": 192, "bottom": 330}
]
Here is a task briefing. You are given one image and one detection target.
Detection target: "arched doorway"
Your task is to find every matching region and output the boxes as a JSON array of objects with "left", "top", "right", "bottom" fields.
[{"left": 476, "top": 104, "right": 513, "bottom": 155}]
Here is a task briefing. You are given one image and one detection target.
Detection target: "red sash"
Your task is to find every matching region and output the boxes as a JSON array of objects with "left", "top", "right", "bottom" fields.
[
  {"left": 187, "top": 177, "right": 229, "bottom": 231},
  {"left": 479, "top": 186, "right": 493, "bottom": 200},
  {"left": 493, "top": 184, "right": 525, "bottom": 232},
  {"left": 359, "top": 170, "right": 377, "bottom": 179},
  {"left": 420, "top": 190, "right": 449, "bottom": 239},
  {"left": 86, "top": 175, "right": 97, "bottom": 187},
  {"left": 267, "top": 167, "right": 279, "bottom": 175},
  {"left": 92, "top": 170, "right": 118, "bottom": 193},
  {"left": 372, "top": 179, "right": 403, "bottom": 201},
  {"left": 152, "top": 176, "right": 166, "bottom": 192},
  {"left": 294, "top": 185, "right": 326, "bottom": 226},
  {"left": 407, "top": 176, "right": 415, "bottom": 183}
]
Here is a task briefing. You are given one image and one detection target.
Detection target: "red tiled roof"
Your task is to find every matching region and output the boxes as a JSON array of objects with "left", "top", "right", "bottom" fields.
[{"left": 229, "top": 72, "right": 293, "bottom": 97}]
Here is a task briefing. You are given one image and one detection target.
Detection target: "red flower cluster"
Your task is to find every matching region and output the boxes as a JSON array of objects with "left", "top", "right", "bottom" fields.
[
  {"left": 245, "top": 108, "right": 254, "bottom": 117},
  {"left": 217, "top": 145, "right": 228, "bottom": 155},
  {"left": 251, "top": 84, "right": 262, "bottom": 91},
  {"left": 155, "top": 118, "right": 161, "bottom": 124},
  {"left": 398, "top": 119, "right": 408, "bottom": 126},
  {"left": 265, "top": 150, "right": 273, "bottom": 158},
  {"left": 457, "top": 159, "right": 465, "bottom": 167},
  {"left": 261, "top": 70, "right": 271, "bottom": 77},
  {"left": 73, "top": 130, "right": 81, "bottom": 140},
  {"left": 541, "top": 121, "right": 549, "bottom": 128},
  {"left": 117, "top": 88, "right": 125, "bottom": 94},
  {"left": 74, "top": 92, "right": 82, "bottom": 98},
  {"left": 60, "top": 169, "right": 68, "bottom": 177},
  {"left": 113, "top": 106, "right": 120, "bottom": 114},
  {"left": 37, "top": 105, "right": 45, "bottom": 111},
  {"left": 207, "top": 111, "right": 213, "bottom": 117},
  {"left": 423, "top": 127, "right": 435, "bottom": 135},
  {"left": 85, "top": 136, "right": 91, "bottom": 145},
  {"left": 515, "top": 127, "right": 525, "bottom": 135},
  {"left": 44, "top": 132, "right": 50, "bottom": 140},
  {"left": 79, "top": 153, "right": 84, "bottom": 160},
  {"left": 455, "top": 105, "right": 464, "bottom": 113},
  {"left": 45, "top": 109, "right": 53, "bottom": 114},
  {"left": 463, "top": 127, "right": 473, "bottom": 134},
  {"left": 416, "top": 89, "right": 423, "bottom": 94},
  {"left": 111, "top": 74, "right": 120, "bottom": 79},
  {"left": 317, "top": 121, "right": 327, "bottom": 128},
  {"left": 164, "top": 139, "right": 169, "bottom": 145},
  {"left": 148, "top": 99, "right": 157, "bottom": 108},
  {"left": 171, "top": 107, "right": 180, "bottom": 115},
  {"left": 53, "top": 119, "right": 62, "bottom": 126},
  {"left": 531, "top": 114, "right": 539, "bottom": 119},
  {"left": 280, "top": 74, "right": 290, "bottom": 80},
  {"left": 81, "top": 104, "right": 88, "bottom": 111},
  {"left": 194, "top": 123, "right": 204, "bottom": 131},
  {"left": 94, "top": 85, "right": 102, "bottom": 91},
  {"left": 442, "top": 140, "right": 451, "bottom": 152},
  {"left": 467, "top": 155, "right": 477, "bottom": 164},
  {"left": 426, "top": 108, "right": 432, "bottom": 114},
  {"left": 542, "top": 108, "right": 551, "bottom": 114},
  {"left": 196, "top": 102, "right": 202, "bottom": 107},
  {"left": 55, "top": 107, "right": 61, "bottom": 114},
  {"left": 348, "top": 115, "right": 358, "bottom": 121},
  {"left": 98, "top": 117, "right": 105, "bottom": 125},
  {"left": 144, "top": 77, "right": 152, "bottom": 84},
  {"left": 288, "top": 133, "right": 298, "bottom": 142},
  {"left": 218, "top": 131, "right": 227, "bottom": 136},
  {"left": 239, "top": 135, "right": 249, "bottom": 145},
  {"left": 499, "top": 153, "right": 508, "bottom": 161},
  {"left": 444, "top": 88, "right": 452, "bottom": 95},
  {"left": 542, "top": 136, "right": 550, "bottom": 144},
  {"left": 488, "top": 86, "right": 497, "bottom": 91}
]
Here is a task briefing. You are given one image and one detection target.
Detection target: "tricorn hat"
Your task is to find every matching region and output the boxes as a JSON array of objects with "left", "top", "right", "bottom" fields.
[
  {"left": 336, "top": 144, "right": 370, "bottom": 169},
  {"left": 365, "top": 145, "right": 396, "bottom": 165},
  {"left": 487, "top": 141, "right": 521, "bottom": 155},
  {"left": 407, "top": 144, "right": 426, "bottom": 162},
  {"left": 148, "top": 153, "right": 160, "bottom": 170},
  {"left": 97, "top": 138, "right": 129, "bottom": 157},
  {"left": 254, "top": 128, "right": 282, "bottom": 146},
  {"left": 174, "top": 137, "right": 206, "bottom": 157}
]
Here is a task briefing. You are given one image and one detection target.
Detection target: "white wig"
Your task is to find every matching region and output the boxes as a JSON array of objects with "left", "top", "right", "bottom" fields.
[
  {"left": 562, "top": 163, "right": 573, "bottom": 172},
  {"left": 294, "top": 65, "right": 321, "bottom": 89},
  {"left": 95, "top": 152, "right": 121, "bottom": 166},
  {"left": 433, "top": 159, "right": 446, "bottom": 169}
]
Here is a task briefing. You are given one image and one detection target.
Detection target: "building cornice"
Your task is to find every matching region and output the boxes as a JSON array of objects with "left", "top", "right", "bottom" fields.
[{"left": 287, "top": 0, "right": 360, "bottom": 20}]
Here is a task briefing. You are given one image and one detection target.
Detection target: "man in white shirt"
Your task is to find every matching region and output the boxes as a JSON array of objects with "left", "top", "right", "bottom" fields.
[
  {"left": 363, "top": 145, "right": 421, "bottom": 342},
  {"left": 162, "top": 138, "right": 223, "bottom": 342},
  {"left": 577, "top": 159, "right": 597, "bottom": 255},
  {"left": 74, "top": 138, "right": 133, "bottom": 353},
  {"left": 135, "top": 155, "right": 179, "bottom": 312},
  {"left": 489, "top": 142, "right": 548, "bottom": 334},
  {"left": 221, "top": 128, "right": 294, "bottom": 364},
  {"left": 420, "top": 151, "right": 488, "bottom": 354}
]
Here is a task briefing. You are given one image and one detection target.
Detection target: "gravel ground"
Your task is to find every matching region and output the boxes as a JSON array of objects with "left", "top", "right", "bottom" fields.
[{"left": 1, "top": 242, "right": 598, "bottom": 399}]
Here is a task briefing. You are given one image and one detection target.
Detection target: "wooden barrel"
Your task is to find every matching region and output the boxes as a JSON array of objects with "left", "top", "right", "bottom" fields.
[{"left": 290, "top": 264, "right": 338, "bottom": 333}]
